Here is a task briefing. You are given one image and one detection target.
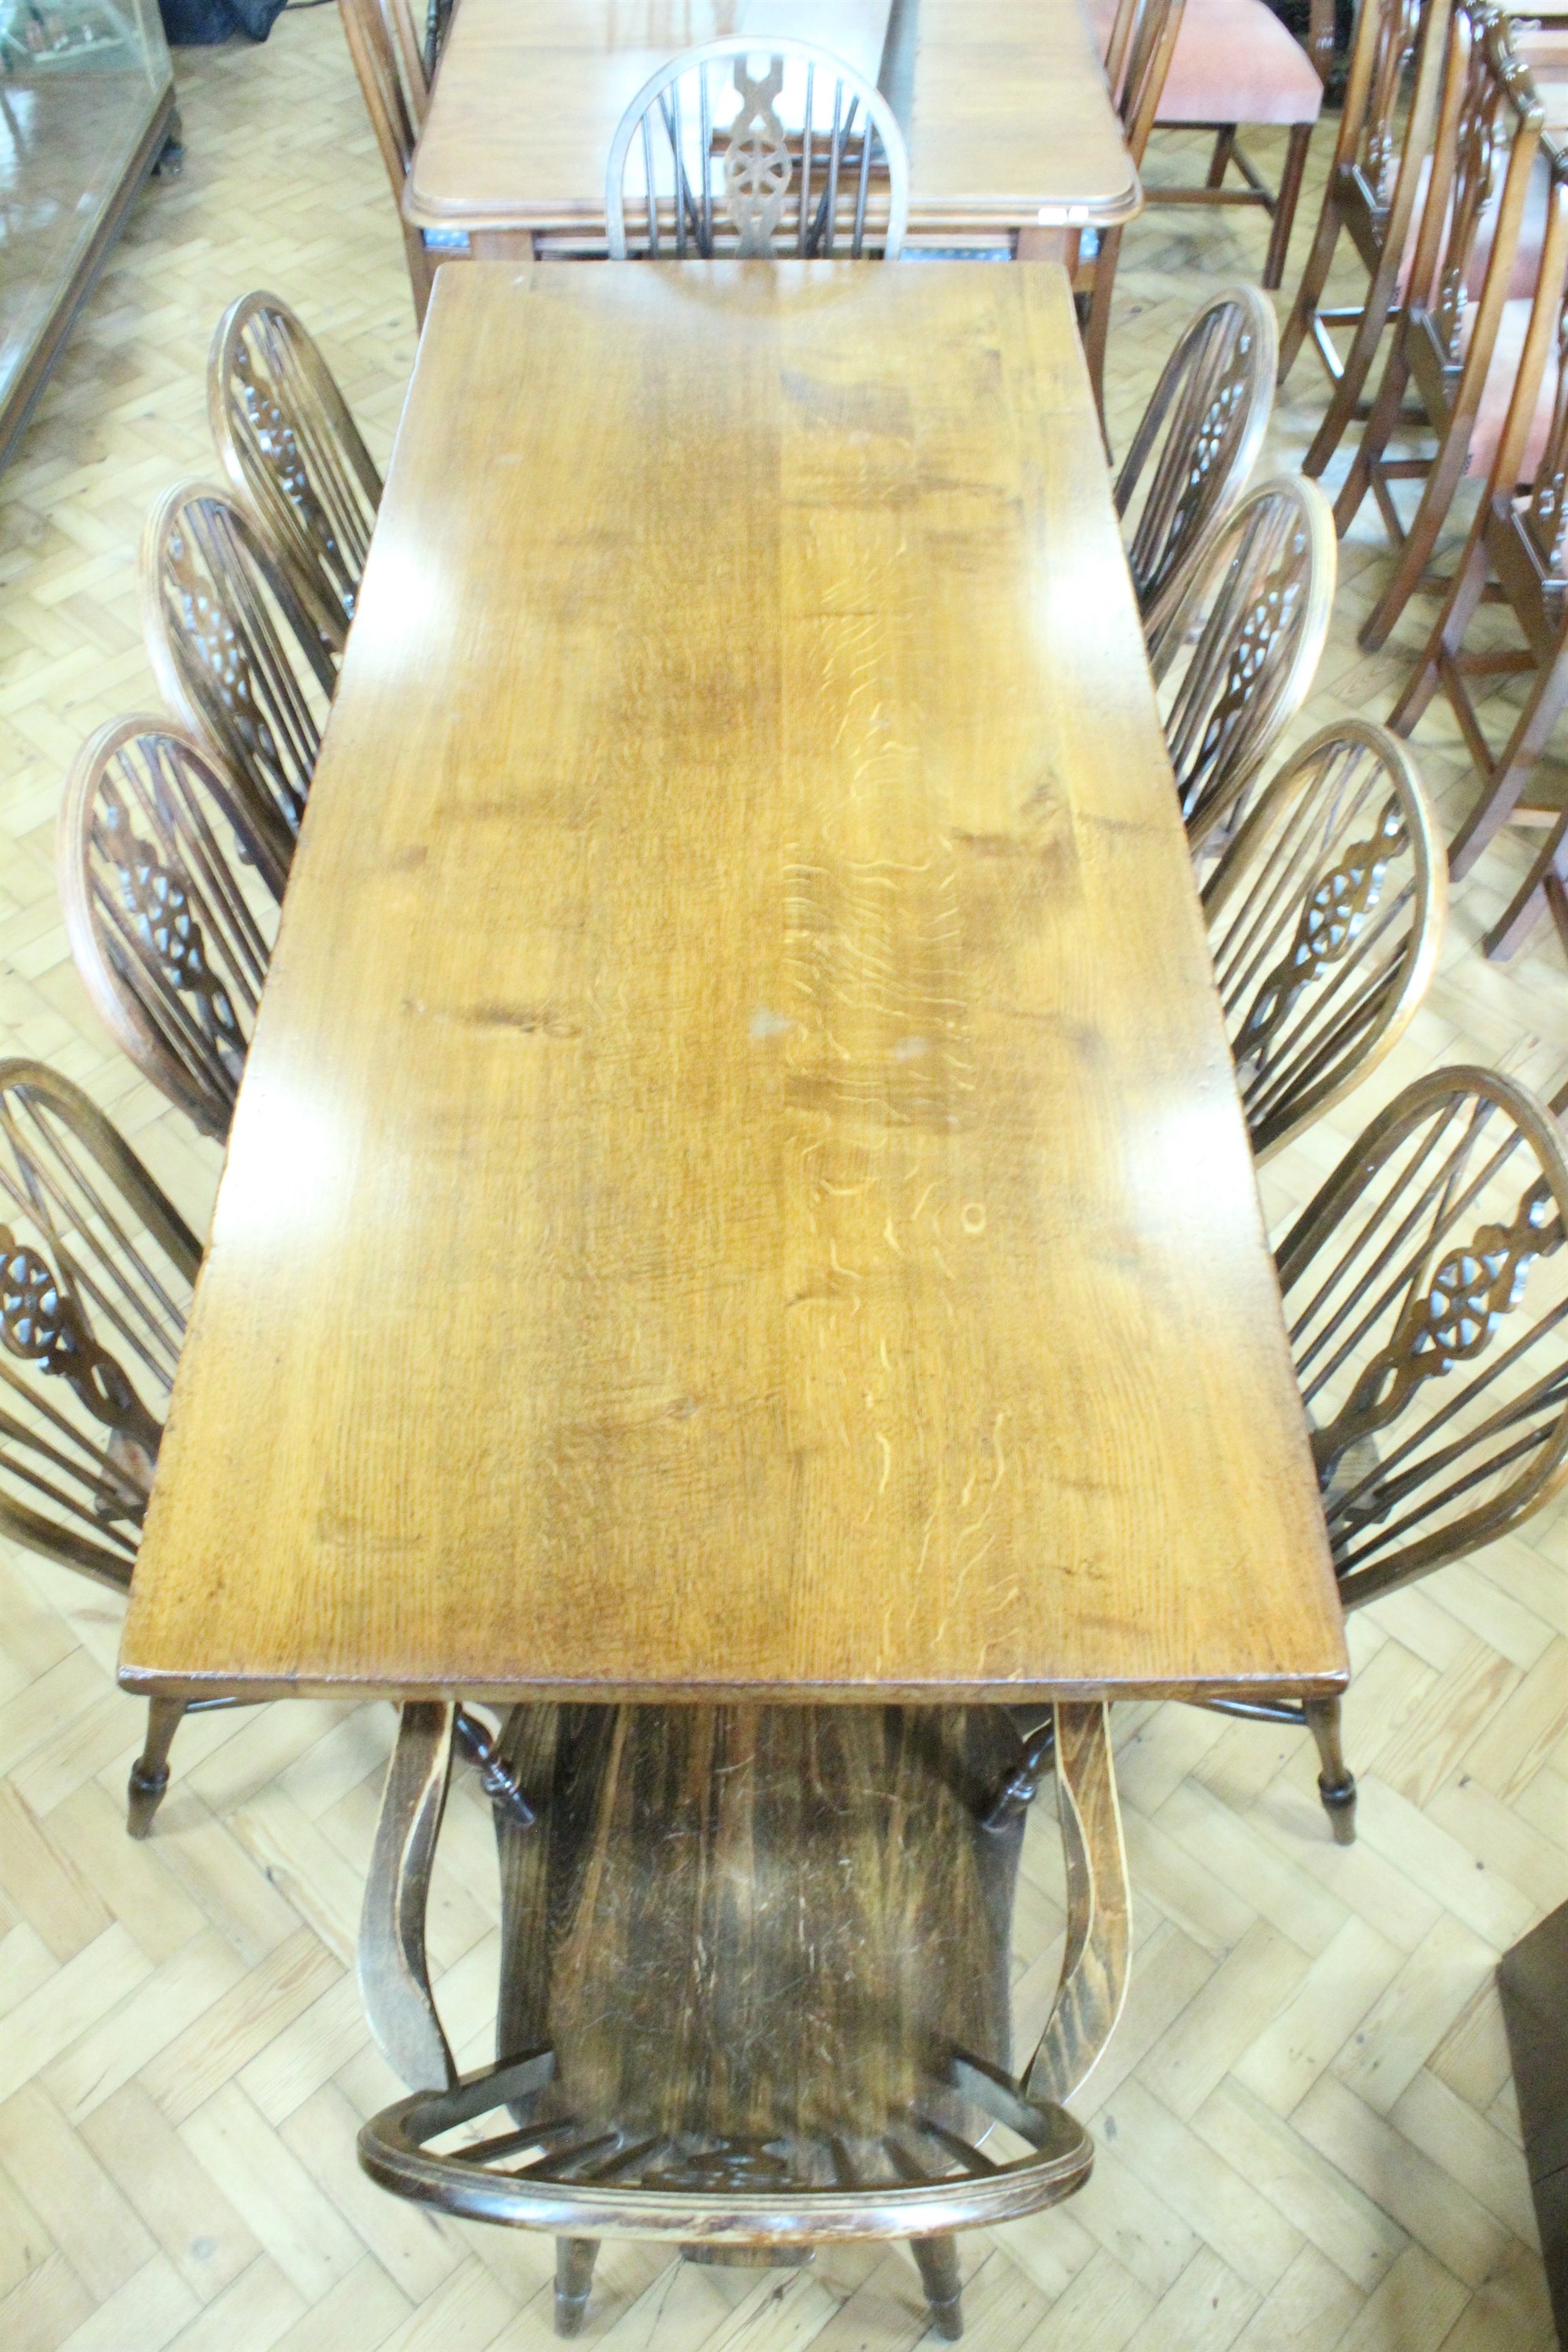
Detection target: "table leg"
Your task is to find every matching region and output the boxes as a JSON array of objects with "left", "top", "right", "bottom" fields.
[
  {"left": 1016, "top": 224, "right": 1083, "bottom": 270},
  {"left": 469, "top": 229, "right": 538, "bottom": 264}
]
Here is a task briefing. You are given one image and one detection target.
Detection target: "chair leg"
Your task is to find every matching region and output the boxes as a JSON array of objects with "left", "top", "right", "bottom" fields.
[
  {"left": 1305, "top": 1697, "right": 1356, "bottom": 1845},
  {"left": 1483, "top": 808, "right": 1568, "bottom": 960},
  {"left": 1080, "top": 227, "right": 1123, "bottom": 431},
  {"left": 1332, "top": 339, "right": 1410, "bottom": 539},
  {"left": 1358, "top": 424, "right": 1474, "bottom": 650},
  {"left": 1263, "top": 124, "right": 1313, "bottom": 292},
  {"left": 1387, "top": 527, "right": 1492, "bottom": 739},
  {"left": 913, "top": 2235, "right": 964, "bottom": 2340},
  {"left": 1207, "top": 126, "right": 1238, "bottom": 190},
  {"left": 1279, "top": 184, "right": 1344, "bottom": 379},
  {"left": 1450, "top": 645, "right": 1568, "bottom": 878},
  {"left": 554, "top": 2238, "right": 598, "bottom": 2338},
  {"left": 127, "top": 1696, "right": 186, "bottom": 1838}
]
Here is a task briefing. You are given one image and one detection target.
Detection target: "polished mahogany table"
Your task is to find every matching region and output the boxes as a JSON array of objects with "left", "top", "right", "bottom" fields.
[
  {"left": 120, "top": 263, "right": 1345, "bottom": 2190},
  {"left": 405, "top": 0, "right": 1143, "bottom": 263}
]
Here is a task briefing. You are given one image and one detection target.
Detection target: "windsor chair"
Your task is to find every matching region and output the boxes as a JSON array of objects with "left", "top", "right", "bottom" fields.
[
  {"left": 209, "top": 292, "right": 383, "bottom": 655},
  {"left": 141, "top": 480, "right": 336, "bottom": 877},
  {"left": 1209, "top": 1068, "right": 1568, "bottom": 1841},
  {"left": 1201, "top": 720, "right": 1446, "bottom": 1160},
  {"left": 1334, "top": 0, "right": 1545, "bottom": 652},
  {"left": 0, "top": 1057, "right": 206, "bottom": 1835},
  {"left": 1152, "top": 474, "right": 1338, "bottom": 849},
  {"left": 358, "top": 1700, "right": 1127, "bottom": 2340},
  {"left": 1115, "top": 284, "right": 1277, "bottom": 664},
  {"left": 604, "top": 39, "right": 909, "bottom": 261},
  {"left": 58, "top": 717, "right": 286, "bottom": 1144}
]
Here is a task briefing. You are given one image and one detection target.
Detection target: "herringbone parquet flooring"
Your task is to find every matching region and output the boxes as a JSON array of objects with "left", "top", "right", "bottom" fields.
[{"left": 0, "top": 18, "right": 1563, "bottom": 2349}]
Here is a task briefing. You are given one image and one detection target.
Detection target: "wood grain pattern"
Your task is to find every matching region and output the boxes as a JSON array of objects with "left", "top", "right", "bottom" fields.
[
  {"left": 120, "top": 260, "right": 1345, "bottom": 1708},
  {"left": 405, "top": 0, "right": 1142, "bottom": 240}
]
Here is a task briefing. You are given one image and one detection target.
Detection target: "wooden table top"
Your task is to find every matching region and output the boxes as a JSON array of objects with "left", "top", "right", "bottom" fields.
[
  {"left": 120, "top": 261, "right": 1345, "bottom": 1710},
  {"left": 406, "top": 0, "right": 1142, "bottom": 238}
]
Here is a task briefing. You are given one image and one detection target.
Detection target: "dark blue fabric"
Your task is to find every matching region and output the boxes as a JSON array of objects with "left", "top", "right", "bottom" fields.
[{"left": 158, "top": 0, "right": 287, "bottom": 43}]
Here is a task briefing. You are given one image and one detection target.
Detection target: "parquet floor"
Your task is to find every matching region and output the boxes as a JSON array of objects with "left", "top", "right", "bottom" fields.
[{"left": 0, "top": 18, "right": 1563, "bottom": 2349}]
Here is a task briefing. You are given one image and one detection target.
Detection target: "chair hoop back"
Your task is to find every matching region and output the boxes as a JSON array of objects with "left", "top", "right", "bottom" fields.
[
  {"left": 1152, "top": 475, "right": 1337, "bottom": 848},
  {"left": 0, "top": 1058, "right": 197, "bottom": 1592},
  {"left": 1203, "top": 721, "right": 1446, "bottom": 1160},
  {"left": 1116, "top": 286, "right": 1278, "bottom": 662},
  {"left": 209, "top": 291, "right": 383, "bottom": 654},
  {"left": 141, "top": 479, "right": 333, "bottom": 870},
  {"left": 1276, "top": 1066, "right": 1568, "bottom": 1609},
  {"left": 59, "top": 717, "right": 284, "bottom": 1143},
  {"left": 1102, "top": 0, "right": 1188, "bottom": 165},
  {"left": 605, "top": 38, "right": 910, "bottom": 260}
]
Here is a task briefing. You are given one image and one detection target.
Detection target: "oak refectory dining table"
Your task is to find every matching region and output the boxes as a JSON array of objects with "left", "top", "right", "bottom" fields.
[
  {"left": 405, "top": 0, "right": 1143, "bottom": 263},
  {"left": 118, "top": 258, "right": 1346, "bottom": 2257}
]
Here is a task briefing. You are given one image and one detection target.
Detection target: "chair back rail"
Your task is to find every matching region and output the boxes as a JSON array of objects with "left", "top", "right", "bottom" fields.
[
  {"left": 1116, "top": 285, "right": 1277, "bottom": 662},
  {"left": 1276, "top": 1066, "right": 1568, "bottom": 1609},
  {"left": 604, "top": 38, "right": 909, "bottom": 260},
  {"left": 141, "top": 481, "right": 334, "bottom": 874},
  {"left": 0, "top": 1057, "right": 197, "bottom": 1591},
  {"left": 1202, "top": 721, "right": 1446, "bottom": 1160},
  {"left": 59, "top": 717, "right": 284, "bottom": 1144},
  {"left": 209, "top": 292, "right": 383, "bottom": 655},
  {"left": 1151, "top": 474, "right": 1337, "bottom": 848}
]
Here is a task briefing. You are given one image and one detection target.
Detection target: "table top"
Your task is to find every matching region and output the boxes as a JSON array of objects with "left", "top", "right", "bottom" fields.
[
  {"left": 406, "top": 0, "right": 1142, "bottom": 237},
  {"left": 119, "top": 260, "right": 1345, "bottom": 1710}
]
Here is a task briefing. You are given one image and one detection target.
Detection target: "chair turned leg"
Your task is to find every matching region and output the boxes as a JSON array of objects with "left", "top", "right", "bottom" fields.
[
  {"left": 554, "top": 2238, "right": 598, "bottom": 2337},
  {"left": 1263, "top": 125, "right": 1313, "bottom": 291},
  {"left": 127, "top": 1697, "right": 186, "bottom": 1838},
  {"left": 1305, "top": 1697, "right": 1356, "bottom": 1845},
  {"left": 913, "top": 2235, "right": 964, "bottom": 2340}
]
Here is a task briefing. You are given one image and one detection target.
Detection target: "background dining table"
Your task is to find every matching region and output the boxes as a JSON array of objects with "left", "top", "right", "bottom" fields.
[
  {"left": 405, "top": 0, "right": 1144, "bottom": 263},
  {"left": 118, "top": 260, "right": 1346, "bottom": 2128}
]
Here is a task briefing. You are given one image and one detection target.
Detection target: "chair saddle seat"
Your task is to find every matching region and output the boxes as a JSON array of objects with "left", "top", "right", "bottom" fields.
[{"left": 358, "top": 1704, "right": 1095, "bottom": 2243}]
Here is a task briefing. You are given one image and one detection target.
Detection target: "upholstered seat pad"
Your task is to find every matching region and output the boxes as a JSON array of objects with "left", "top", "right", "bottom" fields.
[{"left": 1089, "top": 0, "right": 1323, "bottom": 127}]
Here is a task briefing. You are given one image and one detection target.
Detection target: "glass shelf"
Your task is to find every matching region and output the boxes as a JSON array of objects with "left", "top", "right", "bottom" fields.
[{"left": 0, "top": 0, "right": 173, "bottom": 467}]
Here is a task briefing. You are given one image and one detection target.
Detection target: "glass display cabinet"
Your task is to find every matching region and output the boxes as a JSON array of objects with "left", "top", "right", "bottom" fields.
[{"left": 0, "top": 0, "right": 175, "bottom": 470}]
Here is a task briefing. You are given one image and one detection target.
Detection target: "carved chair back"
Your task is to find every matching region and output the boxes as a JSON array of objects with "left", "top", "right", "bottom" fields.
[
  {"left": 1403, "top": 0, "right": 1542, "bottom": 379},
  {"left": 209, "top": 292, "right": 383, "bottom": 655},
  {"left": 1276, "top": 1068, "right": 1568, "bottom": 1612},
  {"left": 605, "top": 38, "right": 910, "bottom": 260},
  {"left": 59, "top": 718, "right": 285, "bottom": 1144},
  {"left": 1202, "top": 722, "right": 1446, "bottom": 1162},
  {"left": 1339, "top": 0, "right": 1432, "bottom": 223},
  {"left": 1150, "top": 475, "right": 1337, "bottom": 851},
  {"left": 0, "top": 1058, "right": 198, "bottom": 1592},
  {"left": 1116, "top": 286, "right": 1277, "bottom": 664},
  {"left": 141, "top": 481, "right": 335, "bottom": 873}
]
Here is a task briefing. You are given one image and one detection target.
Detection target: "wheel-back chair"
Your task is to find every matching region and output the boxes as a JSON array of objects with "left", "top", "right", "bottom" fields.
[
  {"left": 605, "top": 39, "right": 909, "bottom": 261},
  {"left": 1203, "top": 720, "right": 1446, "bottom": 1160}
]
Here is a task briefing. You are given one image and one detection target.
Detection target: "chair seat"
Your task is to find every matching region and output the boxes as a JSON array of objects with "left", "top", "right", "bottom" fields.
[{"left": 1091, "top": 0, "right": 1323, "bottom": 126}]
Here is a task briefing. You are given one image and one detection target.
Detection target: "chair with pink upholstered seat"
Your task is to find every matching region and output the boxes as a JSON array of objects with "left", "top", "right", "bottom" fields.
[
  {"left": 1091, "top": 0, "right": 1330, "bottom": 289},
  {"left": 1077, "top": 0, "right": 1189, "bottom": 415}
]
